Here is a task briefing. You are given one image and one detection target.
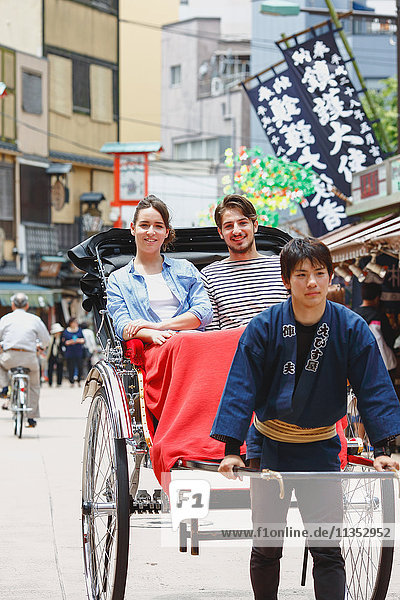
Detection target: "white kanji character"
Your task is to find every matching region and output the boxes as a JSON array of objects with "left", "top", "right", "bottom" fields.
[
  {"left": 353, "top": 109, "right": 364, "bottom": 121},
  {"left": 339, "top": 77, "right": 350, "bottom": 86},
  {"left": 375, "top": 157, "right": 383, "bottom": 165},
  {"left": 309, "top": 173, "right": 334, "bottom": 207},
  {"left": 276, "top": 146, "right": 286, "bottom": 156},
  {"left": 291, "top": 48, "right": 312, "bottom": 66},
  {"left": 344, "top": 87, "right": 354, "bottom": 97},
  {"left": 273, "top": 75, "right": 292, "bottom": 94},
  {"left": 283, "top": 361, "right": 296, "bottom": 375},
  {"left": 257, "top": 105, "right": 267, "bottom": 116},
  {"left": 313, "top": 40, "right": 330, "bottom": 59},
  {"left": 310, "top": 348, "right": 323, "bottom": 360},
  {"left": 270, "top": 135, "right": 280, "bottom": 145},
  {"left": 305, "top": 359, "right": 319, "bottom": 372},
  {"left": 328, "top": 122, "right": 363, "bottom": 156},
  {"left": 269, "top": 95, "right": 301, "bottom": 128},
  {"left": 317, "top": 323, "right": 330, "bottom": 337},
  {"left": 349, "top": 99, "right": 361, "bottom": 109},
  {"left": 316, "top": 198, "right": 347, "bottom": 231},
  {"left": 261, "top": 116, "right": 270, "bottom": 129},
  {"left": 266, "top": 126, "right": 277, "bottom": 136},
  {"left": 338, "top": 149, "right": 367, "bottom": 183},
  {"left": 335, "top": 65, "right": 347, "bottom": 77},
  {"left": 283, "top": 324, "right": 296, "bottom": 337},
  {"left": 297, "top": 147, "right": 327, "bottom": 170},
  {"left": 365, "top": 132, "right": 375, "bottom": 145},
  {"left": 369, "top": 145, "right": 381, "bottom": 158},
  {"left": 280, "top": 120, "right": 315, "bottom": 156},
  {"left": 312, "top": 88, "right": 352, "bottom": 126},
  {"left": 331, "top": 53, "right": 341, "bottom": 65},
  {"left": 360, "top": 122, "right": 371, "bottom": 134},
  {"left": 302, "top": 61, "right": 338, "bottom": 93},
  {"left": 258, "top": 86, "right": 274, "bottom": 103}
]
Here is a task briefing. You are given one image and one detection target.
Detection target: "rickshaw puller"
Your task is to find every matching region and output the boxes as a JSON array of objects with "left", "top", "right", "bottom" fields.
[{"left": 211, "top": 237, "right": 400, "bottom": 600}]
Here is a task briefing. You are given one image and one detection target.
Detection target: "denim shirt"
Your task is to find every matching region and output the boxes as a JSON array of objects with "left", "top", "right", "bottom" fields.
[{"left": 107, "top": 255, "right": 213, "bottom": 339}]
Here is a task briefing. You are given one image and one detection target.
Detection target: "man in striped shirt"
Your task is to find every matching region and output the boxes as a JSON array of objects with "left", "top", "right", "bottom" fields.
[{"left": 201, "top": 194, "right": 287, "bottom": 331}]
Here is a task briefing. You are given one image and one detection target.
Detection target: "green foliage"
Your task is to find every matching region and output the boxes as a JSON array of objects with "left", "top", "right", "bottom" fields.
[{"left": 363, "top": 77, "right": 397, "bottom": 153}]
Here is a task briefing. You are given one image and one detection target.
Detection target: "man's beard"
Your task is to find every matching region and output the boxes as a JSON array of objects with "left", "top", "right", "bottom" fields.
[{"left": 226, "top": 237, "right": 254, "bottom": 254}]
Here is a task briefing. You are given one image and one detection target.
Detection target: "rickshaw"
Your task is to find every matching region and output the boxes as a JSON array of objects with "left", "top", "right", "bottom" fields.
[{"left": 69, "top": 226, "right": 398, "bottom": 600}]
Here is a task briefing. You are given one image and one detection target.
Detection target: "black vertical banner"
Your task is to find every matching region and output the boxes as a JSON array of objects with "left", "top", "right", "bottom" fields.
[
  {"left": 279, "top": 30, "right": 384, "bottom": 186},
  {"left": 245, "top": 69, "right": 351, "bottom": 236}
]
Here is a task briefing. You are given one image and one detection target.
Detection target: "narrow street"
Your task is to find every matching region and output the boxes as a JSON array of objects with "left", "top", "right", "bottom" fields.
[{"left": 1, "top": 382, "right": 400, "bottom": 599}]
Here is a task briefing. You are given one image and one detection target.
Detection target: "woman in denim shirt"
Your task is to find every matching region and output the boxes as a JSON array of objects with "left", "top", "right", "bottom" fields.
[{"left": 107, "top": 196, "right": 212, "bottom": 345}]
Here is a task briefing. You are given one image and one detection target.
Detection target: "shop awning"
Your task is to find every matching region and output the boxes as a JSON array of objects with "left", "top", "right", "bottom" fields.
[
  {"left": 322, "top": 215, "right": 400, "bottom": 262},
  {"left": 0, "top": 283, "right": 60, "bottom": 308}
]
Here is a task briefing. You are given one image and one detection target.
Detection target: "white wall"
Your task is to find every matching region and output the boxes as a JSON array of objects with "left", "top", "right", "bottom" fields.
[
  {"left": 120, "top": 170, "right": 218, "bottom": 228},
  {"left": 0, "top": 0, "right": 42, "bottom": 56}
]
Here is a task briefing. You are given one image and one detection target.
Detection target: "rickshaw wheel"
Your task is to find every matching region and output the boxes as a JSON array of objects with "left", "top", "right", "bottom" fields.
[
  {"left": 344, "top": 388, "right": 394, "bottom": 600},
  {"left": 82, "top": 389, "right": 130, "bottom": 600}
]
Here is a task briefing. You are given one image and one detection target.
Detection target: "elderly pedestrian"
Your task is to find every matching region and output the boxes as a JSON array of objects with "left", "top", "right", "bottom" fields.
[{"left": 47, "top": 323, "right": 64, "bottom": 387}]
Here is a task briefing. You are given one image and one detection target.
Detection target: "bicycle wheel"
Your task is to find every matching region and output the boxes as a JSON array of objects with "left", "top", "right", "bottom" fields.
[
  {"left": 82, "top": 389, "right": 130, "bottom": 600},
  {"left": 342, "top": 464, "right": 395, "bottom": 600},
  {"left": 13, "top": 380, "right": 23, "bottom": 439}
]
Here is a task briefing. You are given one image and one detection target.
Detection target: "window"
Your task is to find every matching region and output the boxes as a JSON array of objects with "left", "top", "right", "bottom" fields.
[
  {"left": 22, "top": 72, "right": 42, "bottom": 115},
  {"left": 73, "top": 59, "right": 90, "bottom": 114},
  {"left": 173, "top": 137, "right": 229, "bottom": 161},
  {"left": 49, "top": 55, "right": 72, "bottom": 117},
  {"left": 0, "top": 164, "right": 14, "bottom": 239},
  {"left": 90, "top": 64, "right": 113, "bottom": 123},
  {"left": 170, "top": 65, "right": 181, "bottom": 87}
]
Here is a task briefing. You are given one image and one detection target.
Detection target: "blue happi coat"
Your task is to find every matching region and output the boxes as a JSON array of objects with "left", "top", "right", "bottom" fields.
[{"left": 211, "top": 298, "right": 400, "bottom": 471}]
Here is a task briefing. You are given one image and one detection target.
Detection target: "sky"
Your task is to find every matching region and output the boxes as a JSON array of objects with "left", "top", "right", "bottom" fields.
[{"left": 366, "top": 0, "right": 396, "bottom": 14}]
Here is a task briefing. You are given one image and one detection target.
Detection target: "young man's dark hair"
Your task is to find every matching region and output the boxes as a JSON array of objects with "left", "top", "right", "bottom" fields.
[
  {"left": 280, "top": 237, "right": 333, "bottom": 284},
  {"left": 214, "top": 194, "right": 257, "bottom": 229},
  {"left": 360, "top": 282, "right": 382, "bottom": 302}
]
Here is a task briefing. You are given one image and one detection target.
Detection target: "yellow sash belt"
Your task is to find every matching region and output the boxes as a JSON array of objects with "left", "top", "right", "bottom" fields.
[{"left": 254, "top": 415, "right": 336, "bottom": 444}]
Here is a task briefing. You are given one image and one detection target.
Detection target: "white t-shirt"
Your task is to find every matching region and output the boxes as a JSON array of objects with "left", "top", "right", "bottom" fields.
[{"left": 143, "top": 273, "right": 179, "bottom": 321}]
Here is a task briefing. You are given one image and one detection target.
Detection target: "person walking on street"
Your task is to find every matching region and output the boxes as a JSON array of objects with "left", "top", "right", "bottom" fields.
[
  {"left": 80, "top": 321, "right": 97, "bottom": 376},
  {"left": 0, "top": 293, "right": 50, "bottom": 427},
  {"left": 62, "top": 317, "right": 85, "bottom": 387},
  {"left": 47, "top": 323, "right": 64, "bottom": 387}
]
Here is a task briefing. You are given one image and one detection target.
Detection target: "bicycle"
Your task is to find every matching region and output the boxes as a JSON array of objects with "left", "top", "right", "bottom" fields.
[{"left": 10, "top": 366, "right": 31, "bottom": 438}]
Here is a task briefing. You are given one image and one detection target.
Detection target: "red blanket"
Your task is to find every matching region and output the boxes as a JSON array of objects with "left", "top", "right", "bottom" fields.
[
  {"left": 142, "top": 329, "right": 244, "bottom": 483},
  {"left": 130, "top": 329, "right": 348, "bottom": 485}
]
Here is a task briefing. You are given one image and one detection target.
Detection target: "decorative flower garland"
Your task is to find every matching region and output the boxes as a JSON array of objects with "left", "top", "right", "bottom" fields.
[{"left": 199, "top": 146, "right": 316, "bottom": 227}]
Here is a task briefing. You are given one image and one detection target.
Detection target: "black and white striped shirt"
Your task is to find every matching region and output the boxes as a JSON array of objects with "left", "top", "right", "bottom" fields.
[{"left": 201, "top": 255, "right": 287, "bottom": 331}]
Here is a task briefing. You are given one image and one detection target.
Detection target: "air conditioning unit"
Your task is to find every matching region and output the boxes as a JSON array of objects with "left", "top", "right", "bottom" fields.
[{"left": 211, "top": 77, "right": 224, "bottom": 97}]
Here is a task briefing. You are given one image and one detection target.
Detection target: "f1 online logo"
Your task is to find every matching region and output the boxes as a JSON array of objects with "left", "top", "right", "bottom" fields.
[{"left": 169, "top": 480, "right": 210, "bottom": 530}]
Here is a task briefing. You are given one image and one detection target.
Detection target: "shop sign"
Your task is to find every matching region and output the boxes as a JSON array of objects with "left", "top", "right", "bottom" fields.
[{"left": 39, "top": 260, "right": 62, "bottom": 277}]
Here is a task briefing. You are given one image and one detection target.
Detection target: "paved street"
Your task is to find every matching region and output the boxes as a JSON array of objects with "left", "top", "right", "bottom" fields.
[{"left": 1, "top": 382, "right": 400, "bottom": 599}]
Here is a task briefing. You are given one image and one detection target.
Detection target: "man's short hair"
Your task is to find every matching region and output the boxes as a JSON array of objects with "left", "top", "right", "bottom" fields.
[
  {"left": 11, "top": 292, "right": 29, "bottom": 308},
  {"left": 214, "top": 194, "right": 257, "bottom": 229},
  {"left": 361, "top": 282, "right": 381, "bottom": 301},
  {"left": 280, "top": 237, "right": 333, "bottom": 282}
]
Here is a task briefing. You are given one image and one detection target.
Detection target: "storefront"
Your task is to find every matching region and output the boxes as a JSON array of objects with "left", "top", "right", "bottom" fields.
[{"left": 0, "top": 282, "right": 60, "bottom": 327}]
